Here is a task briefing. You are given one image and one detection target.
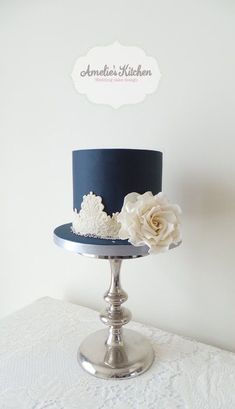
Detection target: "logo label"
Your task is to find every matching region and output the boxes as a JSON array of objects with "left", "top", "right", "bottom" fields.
[{"left": 71, "top": 42, "right": 161, "bottom": 108}]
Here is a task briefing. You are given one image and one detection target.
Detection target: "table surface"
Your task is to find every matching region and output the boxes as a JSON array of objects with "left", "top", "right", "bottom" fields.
[{"left": 0, "top": 297, "right": 235, "bottom": 409}]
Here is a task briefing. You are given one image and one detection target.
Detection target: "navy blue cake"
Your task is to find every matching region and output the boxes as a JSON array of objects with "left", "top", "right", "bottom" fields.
[
  {"left": 54, "top": 148, "right": 163, "bottom": 246},
  {"left": 73, "top": 148, "right": 162, "bottom": 215},
  {"left": 54, "top": 148, "right": 182, "bottom": 254}
]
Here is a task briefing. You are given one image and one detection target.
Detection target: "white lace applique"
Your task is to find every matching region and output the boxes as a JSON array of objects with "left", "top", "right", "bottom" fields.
[{"left": 72, "top": 192, "right": 121, "bottom": 239}]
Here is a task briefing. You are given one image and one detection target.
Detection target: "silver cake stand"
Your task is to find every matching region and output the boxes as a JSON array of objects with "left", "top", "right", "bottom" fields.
[
  {"left": 54, "top": 225, "right": 154, "bottom": 380},
  {"left": 54, "top": 224, "right": 178, "bottom": 380}
]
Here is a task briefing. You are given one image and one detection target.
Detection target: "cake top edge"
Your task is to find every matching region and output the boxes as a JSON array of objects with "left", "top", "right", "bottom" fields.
[{"left": 72, "top": 148, "right": 163, "bottom": 154}]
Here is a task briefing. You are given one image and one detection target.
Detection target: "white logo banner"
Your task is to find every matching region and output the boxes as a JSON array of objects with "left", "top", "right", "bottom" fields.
[{"left": 71, "top": 42, "right": 161, "bottom": 108}]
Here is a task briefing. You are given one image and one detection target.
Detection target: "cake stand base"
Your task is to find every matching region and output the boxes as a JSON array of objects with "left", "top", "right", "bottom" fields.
[{"left": 78, "top": 328, "right": 154, "bottom": 379}]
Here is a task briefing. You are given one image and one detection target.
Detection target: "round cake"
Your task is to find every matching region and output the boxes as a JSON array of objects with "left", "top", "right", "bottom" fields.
[
  {"left": 72, "top": 148, "right": 162, "bottom": 215},
  {"left": 54, "top": 148, "right": 182, "bottom": 254}
]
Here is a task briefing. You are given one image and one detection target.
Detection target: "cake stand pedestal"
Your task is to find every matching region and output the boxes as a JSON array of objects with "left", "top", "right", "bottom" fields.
[
  {"left": 54, "top": 224, "right": 153, "bottom": 380},
  {"left": 79, "top": 258, "right": 154, "bottom": 379}
]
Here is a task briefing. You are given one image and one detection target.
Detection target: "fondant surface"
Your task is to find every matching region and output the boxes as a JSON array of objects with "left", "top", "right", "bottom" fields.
[{"left": 73, "top": 149, "right": 162, "bottom": 214}]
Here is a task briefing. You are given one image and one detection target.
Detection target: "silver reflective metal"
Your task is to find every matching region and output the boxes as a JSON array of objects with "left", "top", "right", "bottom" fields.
[
  {"left": 53, "top": 232, "right": 149, "bottom": 258},
  {"left": 54, "top": 226, "right": 180, "bottom": 379},
  {"left": 78, "top": 258, "right": 154, "bottom": 379},
  {"left": 78, "top": 328, "right": 154, "bottom": 379}
]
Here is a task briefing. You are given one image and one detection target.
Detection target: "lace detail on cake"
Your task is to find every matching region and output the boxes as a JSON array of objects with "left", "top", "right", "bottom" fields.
[{"left": 72, "top": 192, "right": 121, "bottom": 239}]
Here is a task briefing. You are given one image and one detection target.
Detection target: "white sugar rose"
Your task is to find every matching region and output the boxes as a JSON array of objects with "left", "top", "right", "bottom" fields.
[{"left": 117, "top": 192, "right": 182, "bottom": 254}]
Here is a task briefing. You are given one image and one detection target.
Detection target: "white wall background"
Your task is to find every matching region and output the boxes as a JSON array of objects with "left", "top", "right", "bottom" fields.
[{"left": 1, "top": 0, "right": 235, "bottom": 352}]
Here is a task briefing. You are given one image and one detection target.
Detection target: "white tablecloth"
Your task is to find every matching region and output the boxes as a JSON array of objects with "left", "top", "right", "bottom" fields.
[{"left": 0, "top": 297, "right": 234, "bottom": 409}]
